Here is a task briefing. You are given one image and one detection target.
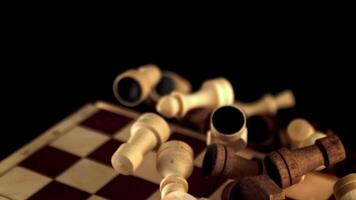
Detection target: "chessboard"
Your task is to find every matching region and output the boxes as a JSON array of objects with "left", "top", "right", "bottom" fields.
[{"left": 0, "top": 101, "right": 338, "bottom": 200}]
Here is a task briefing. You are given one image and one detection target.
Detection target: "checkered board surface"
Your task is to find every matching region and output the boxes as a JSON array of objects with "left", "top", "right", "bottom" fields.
[{"left": 0, "top": 102, "right": 229, "bottom": 200}]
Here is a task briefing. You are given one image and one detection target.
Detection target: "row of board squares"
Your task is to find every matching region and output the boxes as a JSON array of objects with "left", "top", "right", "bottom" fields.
[{"left": 0, "top": 102, "right": 228, "bottom": 200}]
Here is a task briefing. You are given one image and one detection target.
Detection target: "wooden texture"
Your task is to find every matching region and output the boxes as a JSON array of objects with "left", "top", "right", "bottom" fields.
[
  {"left": 156, "top": 77, "right": 234, "bottom": 118},
  {"left": 111, "top": 113, "right": 171, "bottom": 175},
  {"left": 149, "top": 71, "right": 192, "bottom": 103},
  {"left": 334, "top": 173, "right": 356, "bottom": 200},
  {"left": 287, "top": 118, "right": 326, "bottom": 149},
  {"left": 113, "top": 64, "right": 161, "bottom": 107},
  {"left": 202, "top": 144, "right": 262, "bottom": 180},
  {"left": 207, "top": 105, "right": 248, "bottom": 151},
  {"left": 221, "top": 175, "right": 285, "bottom": 200},
  {"left": 157, "top": 141, "right": 194, "bottom": 199},
  {"left": 236, "top": 90, "right": 295, "bottom": 117},
  {"left": 265, "top": 135, "right": 346, "bottom": 188}
]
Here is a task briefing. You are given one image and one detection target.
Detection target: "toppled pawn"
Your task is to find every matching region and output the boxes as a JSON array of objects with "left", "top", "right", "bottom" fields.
[
  {"left": 221, "top": 175, "right": 285, "bottom": 200},
  {"left": 113, "top": 64, "right": 161, "bottom": 106},
  {"left": 236, "top": 90, "right": 295, "bottom": 117},
  {"left": 207, "top": 105, "right": 248, "bottom": 151},
  {"left": 111, "top": 113, "right": 170, "bottom": 175},
  {"left": 334, "top": 173, "right": 356, "bottom": 200},
  {"left": 264, "top": 135, "right": 346, "bottom": 188},
  {"left": 149, "top": 71, "right": 192, "bottom": 103},
  {"left": 156, "top": 140, "right": 195, "bottom": 200},
  {"left": 156, "top": 77, "right": 234, "bottom": 118},
  {"left": 202, "top": 144, "right": 263, "bottom": 180},
  {"left": 287, "top": 118, "right": 326, "bottom": 149}
]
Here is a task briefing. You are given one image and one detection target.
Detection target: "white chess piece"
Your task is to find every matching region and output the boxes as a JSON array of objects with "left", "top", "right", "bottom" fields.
[
  {"left": 156, "top": 78, "right": 234, "bottom": 118},
  {"left": 111, "top": 113, "right": 170, "bottom": 175},
  {"left": 236, "top": 90, "right": 295, "bottom": 117}
]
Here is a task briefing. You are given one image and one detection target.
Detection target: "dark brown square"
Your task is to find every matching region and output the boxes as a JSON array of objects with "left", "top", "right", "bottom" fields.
[
  {"left": 28, "top": 181, "right": 90, "bottom": 200},
  {"left": 20, "top": 146, "right": 80, "bottom": 178},
  {"left": 169, "top": 132, "right": 206, "bottom": 155},
  {"left": 97, "top": 175, "right": 158, "bottom": 200},
  {"left": 88, "top": 139, "right": 123, "bottom": 166},
  {"left": 80, "top": 109, "right": 133, "bottom": 135},
  {"left": 187, "top": 166, "right": 227, "bottom": 198}
]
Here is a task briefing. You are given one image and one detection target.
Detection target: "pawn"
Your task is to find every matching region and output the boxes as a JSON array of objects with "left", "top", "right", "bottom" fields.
[
  {"left": 113, "top": 64, "right": 161, "bottom": 107},
  {"left": 334, "top": 173, "right": 356, "bottom": 200},
  {"left": 221, "top": 175, "right": 285, "bottom": 200},
  {"left": 287, "top": 118, "right": 326, "bottom": 149},
  {"left": 149, "top": 71, "right": 192, "bottom": 103},
  {"left": 111, "top": 113, "right": 170, "bottom": 175},
  {"left": 202, "top": 144, "right": 263, "bottom": 180},
  {"left": 156, "top": 140, "right": 194, "bottom": 200},
  {"left": 207, "top": 105, "right": 248, "bottom": 151},
  {"left": 264, "top": 135, "right": 346, "bottom": 188},
  {"left": 236, "top": 90, "right": 295, "bottom": 117},
  {"left": 156, "top": 77, "right": 234, "bottom": 118}
]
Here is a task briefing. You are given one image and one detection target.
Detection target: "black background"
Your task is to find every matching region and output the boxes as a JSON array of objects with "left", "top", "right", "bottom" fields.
[{"left": 2, "top": 30, "right": 355, "bottom": 161}]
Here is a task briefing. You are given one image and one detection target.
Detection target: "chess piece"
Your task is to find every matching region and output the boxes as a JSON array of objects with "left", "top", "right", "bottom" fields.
[
  {"left": 334, "top": 173, "right": 356, "bottom": 200},
  {"left": 207, "top": 105, "right": 248, "bottom": 151},
  {"left": 221, "top": 175, "right": 285, "bottom": 200},
  {"left": 247, "top": 115, "right": 281, "bottom": 152},
  {"left": 287, "top": 118, "right": 326, "bottom": 149},
  {"left": 149, "top": 71, "right": 192, "bottom": 103},
  {"left": 156, "top": 140, "right": 194, "bottom": 199},
  {"left": 264, "top": 135, "right": 346, "bottom": 188},
  {"left": 202, "top": 144, "right": 263, "bottom": 180},
  {"left": 156, "top": 77, "right": 234, "bottom": 118},
  {"left": 111, "top": 113, "right": 170, "bottom": 175},
  {"left": 236, "top": 90, "right": 295, "bottom": 117},
  {"left": 113, "top": 64, "right": 161, "bottom": 107}
]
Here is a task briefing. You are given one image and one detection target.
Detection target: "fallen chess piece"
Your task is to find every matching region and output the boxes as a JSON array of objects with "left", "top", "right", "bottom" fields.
[
  {"left": 149, "top": 71, "right": 192, "bottom": 103},
  {"left": 202, "top": 144, "right": 263, "bottom": 180},
  {"left": 113, "top": 64, "right": 161, "bottom": 107},
  {"left": 111, "top": 113, "right": 171, "bottom": 175},
  {"left": 221, "top": 175, "right": 285, "bottom": 200},
  {"left": 156, "top": 77, "right": 234, "bottom": 118},
  {"left": 247, "top": 115, "right": 281, "bottom": 152},
  {"left": 207, "top": 105, "right": 248, "bottom": 151},
  {"left": 287, "top": 118, "right": 326, "bottom": 149},
  {"left": 157, "top": 140, "right": 206, "bottom": 200},
  {"left": 236, "top": 90, "right": 295, "bottom": 117},
  {"left": 334, "top": 173, "right": 356, "bottom": 200},
  {"left": 264, "top": 135, "right": 346, "bottom": 188}
]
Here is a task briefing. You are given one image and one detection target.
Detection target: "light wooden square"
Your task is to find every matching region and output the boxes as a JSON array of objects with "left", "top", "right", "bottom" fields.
[
  {"left": 50, "top": 126, "right": 110, "bottom": 157},
  {"left": 113, "top": 122, "right": 132, "bottom": 142},
  {"left": 133, "top": 151, "right": 162, "bottom": 184},
  {"left": 0, "top": 166, "right": 51, "bottom": 200},
  {"left": 56, "top": 158, "right": 117, "bottom": 193}
]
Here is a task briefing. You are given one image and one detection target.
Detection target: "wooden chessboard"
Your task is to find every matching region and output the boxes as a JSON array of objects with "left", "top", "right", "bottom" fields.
[{"left": 0, "top": 101, "right": 338, "bottom": 200}]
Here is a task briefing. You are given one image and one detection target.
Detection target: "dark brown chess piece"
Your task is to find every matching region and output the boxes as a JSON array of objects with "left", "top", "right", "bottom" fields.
[
  {"left": 221, "top": 175, "right": 285, "bottom": 200},
  {"left": 264, "top": 135, "right": 346, "bottom": 188},
  {"left": 202, "top": 144, "right": 263, "bottom": 180}
]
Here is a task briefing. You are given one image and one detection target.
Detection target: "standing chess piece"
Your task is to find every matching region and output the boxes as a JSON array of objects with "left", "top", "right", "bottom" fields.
[
  {"left": 236, "top": 90, "right": 295, "bottom": 117},
  {"left": 221, "top": 175, "right": 285, "bottom": 200},
  {"left": 264, "top": 135, "right": 346, "bottom": 188},
  {"left": 149, "top": 71, "right": 192, "bottom": 103},
  {"left": 334, "top": 173, "right": 356, "bottom": 200},
  {"left": 113, "top": 64, "right": 161, "bottom": 107},
  {"left": 202, "top": 144, "right": 263, "bottom": 180},
  {"left": 156, "top": 140, "right": 195, "bottom": 200},
  {"left": 287, "top": 118, "right": 326, "bottom": 149},
  {"left": 156, "top": 78, "right": 234, "bottom": 118},
  {"left": 207, "top": 105, "right": 248, "bottom": 151},
  {"left": 111, "top": 113, "right": 170, "bottom": 175}
]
